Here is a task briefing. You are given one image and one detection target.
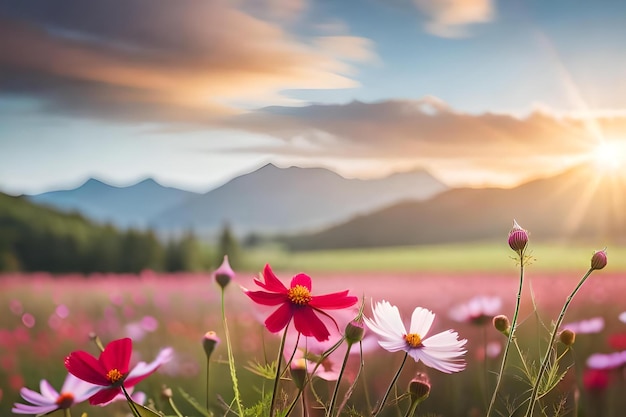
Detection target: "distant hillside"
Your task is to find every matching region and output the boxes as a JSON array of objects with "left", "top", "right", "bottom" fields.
[
  {"left": 152, "top": 163, "right": 448, "bottom": 235},
  {"left": 0, "top": 192, "right": 199, "bottom": 273},
  {"left": 280, "top": 164, "right": 626, "bottom": 250},
  {"left": 28, "top": 178, "right": 199, "bottom": 229}
]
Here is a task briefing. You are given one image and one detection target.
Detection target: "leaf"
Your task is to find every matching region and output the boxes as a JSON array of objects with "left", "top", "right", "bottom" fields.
[{"left": 127, "top": 401, "right": 164, "bottom": 417}]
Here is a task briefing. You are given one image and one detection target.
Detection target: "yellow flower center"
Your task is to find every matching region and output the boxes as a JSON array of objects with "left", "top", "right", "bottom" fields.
[
  {"left": 288, "top": 285, "right": 312, "bottom": 305},
  {"left": 106, "top": 368, "right": 125, "bottom": 384},
  {"left": 55, "top": 392, "right": 74, "bottom": 409},
  {"left": 404, "top": 333, "right": 423, "bottom": 348}
]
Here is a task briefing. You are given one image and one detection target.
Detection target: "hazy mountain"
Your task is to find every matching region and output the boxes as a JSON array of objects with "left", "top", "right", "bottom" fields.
[
  {"left": 28, "top": 178, "right": 199, "bottom": 229},
  {"left": 280, "top": 164, "right": 626, "bottom": 250},
  {"left": 151, "top": 163, "right": 448, "bottom": 235}
]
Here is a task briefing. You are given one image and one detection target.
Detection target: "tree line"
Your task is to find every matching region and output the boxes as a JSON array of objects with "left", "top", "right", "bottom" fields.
[{"left": 0, "top": 193, "right": 240, "bottom": 274}]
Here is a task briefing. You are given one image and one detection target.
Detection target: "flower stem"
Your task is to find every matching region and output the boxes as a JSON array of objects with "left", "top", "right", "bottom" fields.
[
  {"left": 327, "top": 341, "right": 353, "bottom": 417},
  {"left": 168, "top": 396, "right": 185, "bottom": 417},
  {"left": 486, "top": 254, "right": 525, "bottom": 417},
  {"left": 404, "top": 398, "right": 422, "bottom": 417},
  {"left": 121, "top": 385, "right": 142, "bottom": 417},
  {"left": 372, "top": 352, "right": 408, "bottom": 417},
  {"left": 525, "top": 268, "right": 594, "bottom": 417},
  {"left": 269, "top": 322, "right": 290, "bottom": 417},
  {"left": 336, "top": 341, "right": 365, "bottom": 415},
  {"left": 221, "top": 287, "right": 244, "bottom": 417},
  {"left": 206, "top": 356, "right": 211, "bottom": 412}
]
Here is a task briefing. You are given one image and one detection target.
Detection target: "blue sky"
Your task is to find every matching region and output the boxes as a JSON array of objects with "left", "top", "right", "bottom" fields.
[{"left": 1, "top": 0, "right": 625, "bottom": 194}]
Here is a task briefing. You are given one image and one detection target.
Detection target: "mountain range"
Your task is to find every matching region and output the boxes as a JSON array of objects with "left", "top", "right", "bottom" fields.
[
  {"left": 280, "top": 164, "right": 626, "bottom": 250},
  {"left": 27, "top": 163, "right": 448, "bottom": 236}
]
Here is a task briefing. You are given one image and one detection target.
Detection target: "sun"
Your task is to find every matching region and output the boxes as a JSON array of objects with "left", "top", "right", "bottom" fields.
[{"left": 591, "top": 141, "right": 626, "bottom": 172}]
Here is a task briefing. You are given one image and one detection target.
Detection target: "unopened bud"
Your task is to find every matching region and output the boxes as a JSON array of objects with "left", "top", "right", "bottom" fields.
[
  {"left": 508, "top": 220, "right": 529, "bottom": 254},
  {"left": 493, "top": 315, "right": 511, "bottom": 336},
  {"left": 290, "top": 358, "right": 308, "bottom": 390},
  {"left": 591, "top": 249, "right": 607, "bottom": 271},
  {"left": 214, "top": 255, "right": 235, "bottom": 289},
  {"left": 345, "top": 320, "right": 365, "bottom": 344},
  {"left": 161, "top": 386, "right": 173, "bottom": 399},
  {"left": 559, "top": 329, "right": 576, "bottom": 346},
  {"left": 202, "top": 331, "right": 220, "bottom": 358},
  {"left": 408, "top": 373, "right": 430, "bottom": 403}
]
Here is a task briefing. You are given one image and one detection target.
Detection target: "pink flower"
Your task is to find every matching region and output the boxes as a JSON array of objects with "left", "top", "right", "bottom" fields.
[
  {"left": 64, "top": 338, "right": 172, "bottom": 405},
  {"left": 12, "top": 373, "right": 98, "bottom": 414},
  {"left": 243, "top": 264, "right": 358, "bottom": 341}
]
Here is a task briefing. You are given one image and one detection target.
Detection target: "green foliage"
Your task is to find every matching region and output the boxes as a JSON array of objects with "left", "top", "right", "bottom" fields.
[
  {"left": 216, "top": 223, "right": 241, "bottom": 269},
  {"left": 0, "top": 192, "right": 205, "bottom": 273}
]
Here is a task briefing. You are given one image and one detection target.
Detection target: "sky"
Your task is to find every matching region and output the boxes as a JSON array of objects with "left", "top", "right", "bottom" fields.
[{"left": 1, "top": 0, "right": 626, "bottom": 195}]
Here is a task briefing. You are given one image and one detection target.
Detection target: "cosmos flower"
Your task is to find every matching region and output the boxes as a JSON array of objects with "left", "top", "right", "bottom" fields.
[
  {"left": 586, "top": 350, "right": 626, "bottom": 371},
  {"left": 243, "top": 264, "right": 358, "bottom": 341},
  {"left": 364, "top": 300, "right": 467, "bottom": 373},
  {"left": 12, "top": 373, "right": 98, "bottom": 414},
  {"left": 65, "top": 337, "right": 173, "bottom": 405},
  {"left": 562, "top": 317, "right": 605, "bottom": 334},
  {"left": 448, "top": 295, "right": 502, "bottom": 326}
]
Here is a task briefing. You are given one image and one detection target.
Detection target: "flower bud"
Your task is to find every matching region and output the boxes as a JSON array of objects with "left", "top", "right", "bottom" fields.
[
  {"left": 508, "top": 220, "right": 529, "bottom": 254},
  {"left": 214, "top": 255, "right": 235, "bottom": 289},
  {"left": 408, "top": 373, "right": 430, "bottom": 403},
  {"left": 202, "top": 331, "right": 220, "bottom": 358},
  {"left": 290, "top": 358, "right": 308, "bottom": 390},
  {"left": 591, "top": 249, "right": 607, "bottom": 271},
  {"left": 345, "top": 320, "right": 365, "bottom": 344},
  {"left": 161, "top": 386, "right": 173, "bottom": 399},
  {"left": 493, "top": 314, "right": 511, "bottom": 336},
  {"left": 559, "top": 329, "right": 576, "bottom": 346}
]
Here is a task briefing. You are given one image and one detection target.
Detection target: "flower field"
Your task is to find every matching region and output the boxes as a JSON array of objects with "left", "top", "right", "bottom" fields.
[{"left": 2, "top": 264, "right": 626, "bottom": 417}]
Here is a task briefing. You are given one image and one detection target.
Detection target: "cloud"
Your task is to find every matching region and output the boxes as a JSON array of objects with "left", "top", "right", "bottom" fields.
[
  {"left": 412, "top": 0, "right": 494, "bottom": 38},
  {"left": 222, "top": 97, "right": 626, "bottom": 185},
  {"left": 0, "top": 0, "right": 377, "bottom": 124}
]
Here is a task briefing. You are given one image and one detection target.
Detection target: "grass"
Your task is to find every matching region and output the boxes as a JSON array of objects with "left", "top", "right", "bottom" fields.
[{"left": 242, "top": 241, "right": 621, "bottom": 273}]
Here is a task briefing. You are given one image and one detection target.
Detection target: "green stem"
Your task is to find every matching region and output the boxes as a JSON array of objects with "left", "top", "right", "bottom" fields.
[
  {"left": 64, "top": 408, "right": 71, "bottom": 417},
  {"left": 221, "top": 287, "right": 244, "bottom": 416},
  {"left": 372, "top": 352, "right": 408, "bottom": 417},
  {"left": 206, "top": 356, "right": 211, "bottom": 413},
  {"left": 168, "top": 396, "right": 185, "bottom": 417},
  {"left": 121, "top": 385, "right": 142, "bottom": 417},
  {"left": 403, "top": 398, "right": 422, "bottom": 417},
  {"left": 525, "top": 268, "right": 594, "bottom": 417},
  {"left": 269, "top": 322, "right": 290, "bottom": 417},
  {"left": 486, "top": 253, "right": 525, "bottom": 417},
  {"left": 327, "top": 342, "right": 353, "bottom": 417},
  {"left": 336, "top": 341, "right": 366, "bottom": 415}
]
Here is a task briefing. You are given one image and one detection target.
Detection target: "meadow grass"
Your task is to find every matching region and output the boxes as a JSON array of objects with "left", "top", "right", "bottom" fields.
[{"left": 242, "top": 241, "right": 624, "bottom": 273}]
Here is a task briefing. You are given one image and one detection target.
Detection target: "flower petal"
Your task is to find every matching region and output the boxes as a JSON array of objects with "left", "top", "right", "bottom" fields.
[
  {"left": 293, "top": 307, "right": 331, "bottom": 341},
  {"left": 254, "top": 264, "right": 288, "bottom": 293},
  {"left": 89, "top": 387, "right": 122, "bottom": 405},
  {"left": 65, "top": 351, "right": 109, "bottom": 386},
  {"left": 12, "top": 403, "right": 58, "bottom": 414},
  {"left": 39, "top": 379, "right": 59, "bottom": 401},
  {"left": 291, "top": 273, "right": 312, "bottom": 291},
  {"left": 125, "top": 347, "right": 173, "bottom": 387},
  {"left": 264, "top": 303, "right": 293, "bottom": 333},
  {"left": 245, "top": 290, "right": 288, "bottom": 306},
  {"left": 100, "top": 338, "right": 132, "bottom": 374},
  {"left": 409, "top": 307, "right": 435, "bottom": 337},
  {"left": 310, "top": 291, "right": 358, "bottom": 310},
  {"left": 18, "top": 387, "right": 54, "bottom": 406}
]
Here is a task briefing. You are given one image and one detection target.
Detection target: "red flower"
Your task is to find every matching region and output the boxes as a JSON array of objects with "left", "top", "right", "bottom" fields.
[
  {"left": 244, "top": 264, "right": 358, "bottom": 341},
  {"left": 65, "top": 338, "right": 171, "bottom": 405}
]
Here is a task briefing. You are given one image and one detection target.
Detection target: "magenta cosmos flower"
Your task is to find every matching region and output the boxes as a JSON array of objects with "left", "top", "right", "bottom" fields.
[
  {"left": 244, "top": 264, "right": 358, "bottom": 341},
  {"left": 12, "top": 373, "right": 99, "bottom": 414},
  {"left": 64, "top": 337, "right": 172, "bottom": 405}
]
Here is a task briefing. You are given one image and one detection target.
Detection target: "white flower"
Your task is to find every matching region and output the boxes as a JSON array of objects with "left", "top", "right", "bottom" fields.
[{"left": 364, "top": 300, "right": 467, "bottom": 373}]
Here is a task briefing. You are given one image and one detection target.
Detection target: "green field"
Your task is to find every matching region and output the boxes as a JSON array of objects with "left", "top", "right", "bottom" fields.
[{"left": 241, "top": 241, "right": 621, "bottom": 273}]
